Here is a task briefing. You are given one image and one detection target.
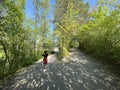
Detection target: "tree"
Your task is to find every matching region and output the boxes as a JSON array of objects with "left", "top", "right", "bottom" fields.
[
  {"left": 76, "top": 0, "right": 120, "bottom": 63},
  {"left": 32, "top": 0, "right": 50, "bottom": 55},
  {"left": 54, "top": 0, "right": 89, "bottom": 59},
  {"left": 0, "top": 0, "right": 26, "bottom": 76}
]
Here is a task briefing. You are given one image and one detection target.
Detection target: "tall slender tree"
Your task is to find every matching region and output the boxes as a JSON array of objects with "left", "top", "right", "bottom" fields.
[
  {"left": 32, "top": 0, "right": 50, "bottom": 55},
  {"left": 54, "top": 0, "right": 89, "bottom": 59}
]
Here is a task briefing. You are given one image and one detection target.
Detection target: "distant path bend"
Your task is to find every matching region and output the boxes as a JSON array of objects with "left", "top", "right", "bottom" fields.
[{"left": 0, "top": 49, "right": 120, "bottom": 90}]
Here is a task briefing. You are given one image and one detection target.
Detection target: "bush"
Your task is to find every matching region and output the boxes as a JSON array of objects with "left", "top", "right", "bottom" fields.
[{"left": 58, "top": 47, "right": 68, "bottom": 61}]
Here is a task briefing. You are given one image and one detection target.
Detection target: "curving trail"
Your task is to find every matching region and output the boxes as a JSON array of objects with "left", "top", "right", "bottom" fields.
[{"left": 0, "top": 49, "right": 120, "bottom": 90}]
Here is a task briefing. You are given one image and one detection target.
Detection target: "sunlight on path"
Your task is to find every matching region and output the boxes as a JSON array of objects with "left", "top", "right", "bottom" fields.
[{"left": 1, "top": 49, "right": 120, "bottom": 90}]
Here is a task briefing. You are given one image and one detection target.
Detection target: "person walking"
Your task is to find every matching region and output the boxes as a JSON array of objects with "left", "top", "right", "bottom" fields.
[{"left": 42, "top": 51, "right": 48, "bottom": 70}]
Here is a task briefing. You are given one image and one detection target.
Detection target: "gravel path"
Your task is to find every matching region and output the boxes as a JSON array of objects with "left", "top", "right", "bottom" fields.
[{"left": 0, "top": 49, "right": 120, "bottom": 90}]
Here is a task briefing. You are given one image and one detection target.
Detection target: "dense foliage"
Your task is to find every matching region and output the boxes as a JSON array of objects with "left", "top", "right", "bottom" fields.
[
  {"left": 77, "top": 1, "right": 120, "bottom": 63},
  {"left": 54, "top": 0, "right": 120, "bottom": 63},
  {"left": 0, "top": 0, "right": 28, "bottom": 78},
  {"left": 0, "top": 0, "right": 52, "bottom": 79},
  {"left": 54, "top": 0, "right": 89, "bottom": 60}
]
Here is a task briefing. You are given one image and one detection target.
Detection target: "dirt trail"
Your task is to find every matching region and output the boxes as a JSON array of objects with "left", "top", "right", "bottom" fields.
[{"left": 1, "top": 49, "right": 120, "bottom": 90}]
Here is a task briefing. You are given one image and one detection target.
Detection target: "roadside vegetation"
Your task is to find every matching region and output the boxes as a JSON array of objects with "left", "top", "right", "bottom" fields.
[{"left": 54, "top": 0, "right": 120, "bottom": 77}]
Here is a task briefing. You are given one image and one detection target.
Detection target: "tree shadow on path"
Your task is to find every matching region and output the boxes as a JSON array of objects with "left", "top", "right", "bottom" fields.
[{"left": 0, "top": 51, "right": 120, "bottom": 90}]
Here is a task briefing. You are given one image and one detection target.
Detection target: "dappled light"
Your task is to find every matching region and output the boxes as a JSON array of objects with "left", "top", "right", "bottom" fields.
[
  {"left": 0, "top": 0, "right": 120, "bottom": 90},
  {"left": 1, "top": 49, "right": 120, "bottom": 90}
]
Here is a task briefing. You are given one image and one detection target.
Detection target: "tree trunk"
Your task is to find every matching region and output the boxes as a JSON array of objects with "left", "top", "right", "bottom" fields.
[{"left": 0, "top": 40, "right": 10, "bottom": 65}]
